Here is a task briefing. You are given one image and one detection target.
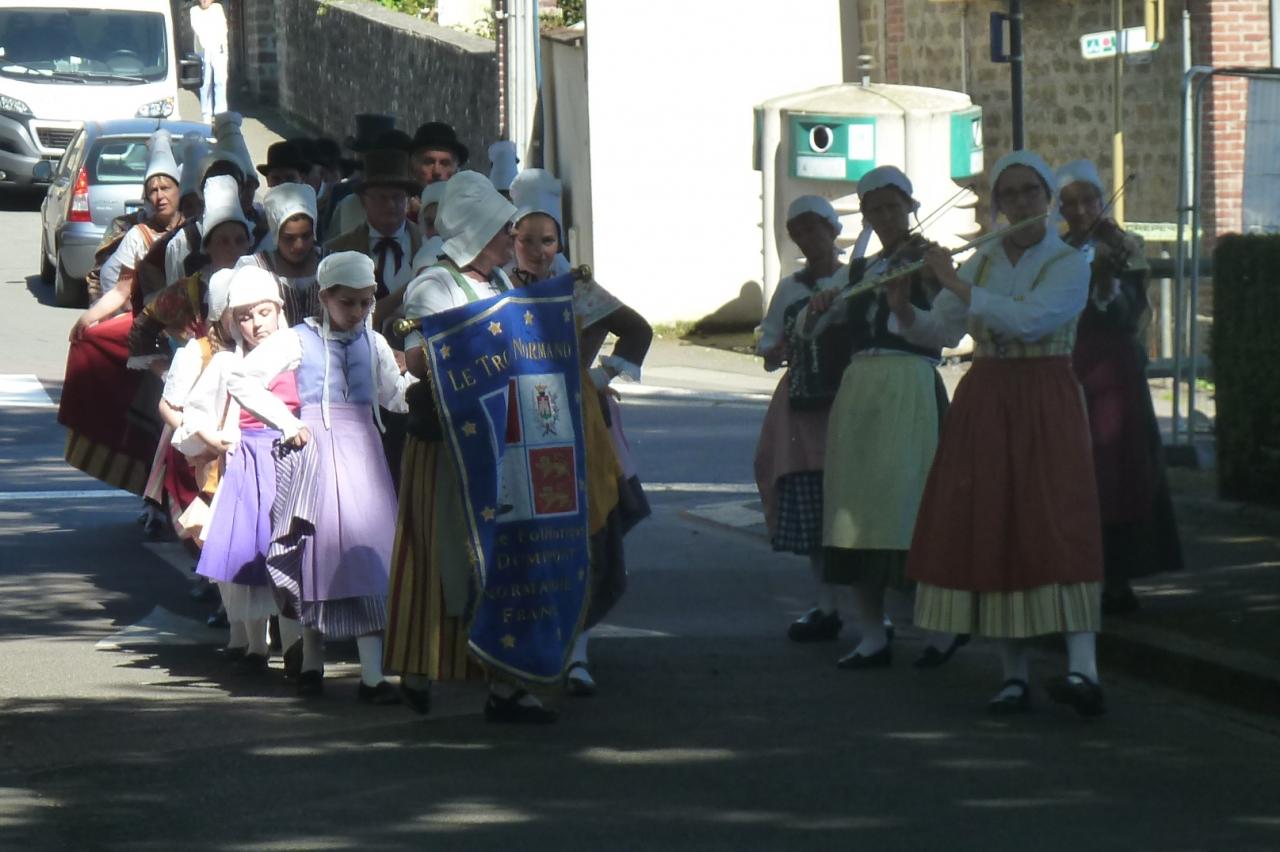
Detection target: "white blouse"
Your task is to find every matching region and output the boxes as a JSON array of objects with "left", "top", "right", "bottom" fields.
[
  {"left": 173, "top": 349, "right": 242, "bottom": 457},
  {"left": 890, "top": 231, "right": 1090, "bottom": 351},
  {"left": 226, "top": 321, "right": 408, "bottom": 440},
  {"left": 400, "top": 266, "right": 514, "bottom": 350},
  {"left": 161, "top": 338, "right": 206, "bottom": 408}
]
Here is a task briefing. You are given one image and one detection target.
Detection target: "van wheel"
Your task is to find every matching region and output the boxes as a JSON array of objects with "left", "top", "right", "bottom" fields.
[
  {"left": 54, "top": 260, "right": 88, "bottom": 308},
  {"left": 39, "top": 234, "right": 55, "bottom": 284}
]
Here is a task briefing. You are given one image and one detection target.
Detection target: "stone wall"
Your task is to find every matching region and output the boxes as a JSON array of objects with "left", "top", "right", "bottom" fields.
[
  {"left": 860, "top": 0, "right": 1190, "bottom": 230},
  {"left": 240, "top": 1, "right": 278, "bottom": 104},
  {"left": 273, "top": 0, "right": 499, "bottom": 171}
]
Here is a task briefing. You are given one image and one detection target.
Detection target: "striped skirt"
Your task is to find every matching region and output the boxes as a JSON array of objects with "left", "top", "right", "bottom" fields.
[{"left": 383, "top": 436, "right": 485, "bottom": 682}]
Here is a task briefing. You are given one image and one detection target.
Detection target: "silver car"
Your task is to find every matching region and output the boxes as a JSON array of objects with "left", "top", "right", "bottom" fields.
[{"left": 36, "top": 117, "right": 210, "bottom": 307}]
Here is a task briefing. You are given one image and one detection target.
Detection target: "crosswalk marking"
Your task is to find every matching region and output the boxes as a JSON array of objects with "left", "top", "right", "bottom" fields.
[
  {"left": 0, "top": 489, "right": 134, "bottom": 502},
  {"left": 0, "top": 374, "right": 55, "bottom": 409}
]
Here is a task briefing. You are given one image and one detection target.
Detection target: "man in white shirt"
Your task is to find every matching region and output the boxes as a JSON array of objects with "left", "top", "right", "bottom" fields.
[{"left": 189, "top": 0, "right": 229, "bottom": 123}]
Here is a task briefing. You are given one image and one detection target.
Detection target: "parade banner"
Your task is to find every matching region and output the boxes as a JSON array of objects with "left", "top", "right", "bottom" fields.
[{"left": 419, "top": 274, "right": 589, "bottom": 683}]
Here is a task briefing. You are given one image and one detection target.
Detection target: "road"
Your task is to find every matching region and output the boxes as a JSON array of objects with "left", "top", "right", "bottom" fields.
[{"left": 2, "top": 174, "right": 1280, "bottom": 851}]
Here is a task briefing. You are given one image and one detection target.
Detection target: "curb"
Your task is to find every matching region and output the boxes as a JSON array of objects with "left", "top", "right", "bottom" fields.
[
  {"left": 1172, "top": 493, "right": 1280, "bottom": 530},
  {"left": 682, "top": 496, "right": 1280, "bottom": 717}
]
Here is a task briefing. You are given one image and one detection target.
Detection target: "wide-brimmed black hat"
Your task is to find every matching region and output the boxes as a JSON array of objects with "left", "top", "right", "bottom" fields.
[
  {"left": 411, "top": 121, "right": 468, "bottom": 165},
  {"left": 256, "top": 140, "right": 312, "bottom": 177},
  {"left": 345, "top": 113, "right": 396, "bottom": 153},
  {"left": 354, "top": 147, "right": 422, "bottom": 195},
  {"left": 308, "top": 136, "right": 355, "bottom": 171}
]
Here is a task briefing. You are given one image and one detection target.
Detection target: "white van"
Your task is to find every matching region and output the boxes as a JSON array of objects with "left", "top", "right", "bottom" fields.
[{"left": 0, "top": 0, "right": 201, "bottom": 186}]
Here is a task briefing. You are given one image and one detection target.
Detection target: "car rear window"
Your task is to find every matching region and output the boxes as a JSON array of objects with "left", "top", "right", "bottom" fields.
[{"left": 90, "top": 139, "right": 149, "bottom": 185}]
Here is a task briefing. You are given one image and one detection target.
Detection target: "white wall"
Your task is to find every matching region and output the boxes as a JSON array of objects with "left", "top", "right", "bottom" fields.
[{"left": 585, "top": 1, "right": 846, "bottom": 325}]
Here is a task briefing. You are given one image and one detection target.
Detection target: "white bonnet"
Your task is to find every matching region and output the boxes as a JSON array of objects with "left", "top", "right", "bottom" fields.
[
  {"left": 206, "top": 267, "right": 236, "bottom": 323},
  {"left": 317, "top": 251, "right": 376, "bottom": 291},
  {"left": 785, "top": 195, "right": 842, "bottom": 235},
  {"left": 438, "top": 171, "right": 517, "bottom": 268},
  {"left": 990, "top": 150, "right": 1057, "bottom": 200},
  {"left": 264, "top": 182, "right": 318, "bottom": 239},
  {"left": 1056, "top": 159, "right": 1105, "bottom": 196},
  {"left": 856, "top": 165, "right": 918, "bottom": 212},
  {"left": 226, "top": 265, "right": 284, "bottom": 310}
]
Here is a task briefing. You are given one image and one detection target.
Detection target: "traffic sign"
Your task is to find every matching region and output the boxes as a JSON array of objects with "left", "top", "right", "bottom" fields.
[{"left": 1080, "top": 26, "right": 1158, "bottom": 60}]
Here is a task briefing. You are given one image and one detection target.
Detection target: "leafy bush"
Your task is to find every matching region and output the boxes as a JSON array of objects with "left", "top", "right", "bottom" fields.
[{"left": 1210, "top": 234, "right": 1280, "bottom": 505}]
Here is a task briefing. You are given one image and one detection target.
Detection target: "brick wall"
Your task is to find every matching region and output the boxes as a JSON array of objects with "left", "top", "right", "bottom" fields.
[{"left": 272, "top": 0, "right": 500, "bottom": 171}]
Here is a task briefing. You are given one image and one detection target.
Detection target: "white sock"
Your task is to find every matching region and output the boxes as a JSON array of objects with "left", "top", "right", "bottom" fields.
[
  {"left": 997, "top": 640, "right": 1031, "bottom": 699},
  {"left": 301, "top": 627, "right": 325, "bottom": 674},
  {"left": 356, "top": 634, "right": 385, "bottom": 687},
  {"left": 847, "top": 580, "right": 888, "bottom": 656},
  {"left": 809, "top": 552, "right": 838, "bottom": 612},
  {"left": 226, "top": 620, "right": 248, "bottom": 651},
  {"left": 278, "top": 616, "right": 303, "bottom": 651},
  {"left": 403, "top": 673, "right": 430, "bottom": 691},
  {"left": 491, "top": 681, "right": 543, "bottom": 707},
  {"left": 570, "top": 630, "right": 590, "bottom": 666},
  {"left": 246, "top": 618, "right": 269, "bottom": 656},
  {"left": 1065, "top": 631, "right": 1100, "bottom": 684}
]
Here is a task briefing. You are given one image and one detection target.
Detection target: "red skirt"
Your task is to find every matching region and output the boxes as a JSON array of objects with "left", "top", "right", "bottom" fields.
[
  {"left": 1072, "top": 333, "right": 1155, "bottom": 525},
  {"left": 58, "top": 313, "right": 156, "bottom": 493},
  {"left": 907, "top": 357, "right": 1102, "bottom": 593}
]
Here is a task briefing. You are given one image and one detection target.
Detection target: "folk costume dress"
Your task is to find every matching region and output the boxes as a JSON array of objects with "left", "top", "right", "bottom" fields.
[
  {"left": 899, "top": 229, "right": 1104, "bottom": 638},
  {"left": 818, "top": 244, "right": 948, "bottom": 588},
  {"left": 238, "top": 182, "right": 325, "bottom": 327},
  {"left": 59, "top": 218, "right": 172, "bottom": 495},
  {"left": 753, "top": 263, "right": 846, "bottom": 555},
  {"left": 227, "top": 317, "right": 408, "bottom": 639},
  {"left": 1066, "top": 227, "right": 1184, "bottom": 590}
]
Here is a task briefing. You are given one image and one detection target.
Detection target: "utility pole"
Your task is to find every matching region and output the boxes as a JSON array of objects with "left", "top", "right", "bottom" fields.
[
  {"left": 1010, "top": 0, "right": 1024, "bottom": 149},
  {"left": 1113, "top": 0, "right": 1126, "bottom": 224}
]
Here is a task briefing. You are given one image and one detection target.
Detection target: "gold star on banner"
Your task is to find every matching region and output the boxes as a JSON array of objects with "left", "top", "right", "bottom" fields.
[
  {"left": 524, "top": 310, "right": 535, "bottom": 326},
  {"left": 501, "top": 634, "right": 517, "bottom": 649},
  {"left": 577, "top": 569, "right": 586, "bottom": 581},
  {"left": 562, "top": 308, "right": 572, "bottom": 322},
  {"left": 481, "top": 506, "right": 496, "bottom": 522},
  {"left": 462, "top": 421, "right": 477, "bottom": 436},
  {"left": 439, "top": 344, "right": 451, "bottom": 360},
  {"left": 488, "top": 320, "right": 503, "bottom": 336}
]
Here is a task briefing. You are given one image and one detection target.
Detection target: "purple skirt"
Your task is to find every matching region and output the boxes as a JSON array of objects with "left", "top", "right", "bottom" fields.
[
  {"left": 268, "top": 402, "right": 394, "bottom": 598},
  {"left": 196, "top": 429, "right": 281, "bottom": 586}
]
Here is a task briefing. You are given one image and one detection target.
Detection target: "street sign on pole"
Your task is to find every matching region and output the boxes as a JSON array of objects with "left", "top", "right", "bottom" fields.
[{"left": 1080, "top": 26, "right": 1158, "bottom": 60}]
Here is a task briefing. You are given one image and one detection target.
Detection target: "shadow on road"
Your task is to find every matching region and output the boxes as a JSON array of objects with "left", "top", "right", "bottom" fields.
[
  {"left": 0, "top": 186, "right": 45, "bottom": 213},
  {"left": 23, "top": 273, "right": 57, "bottom": 308}
]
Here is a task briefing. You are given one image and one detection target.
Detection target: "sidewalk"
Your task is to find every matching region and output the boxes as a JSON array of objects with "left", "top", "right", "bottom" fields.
[{"left": 632, "top": 335, "right": 1280, "bottom": 717}]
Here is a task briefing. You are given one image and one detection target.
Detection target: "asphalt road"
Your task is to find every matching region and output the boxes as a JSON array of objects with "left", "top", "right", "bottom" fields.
[{"left": 3, "top": 187, "right": 1280, "bottom": 852}]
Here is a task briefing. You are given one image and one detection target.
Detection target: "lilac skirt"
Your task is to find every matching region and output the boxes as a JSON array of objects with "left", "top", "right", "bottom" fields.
[
  {"left": 196, "top": 428, "right": 280, "bottom": 586},
  {"left": 268, "top": 403, "right": 394, "bottom": 637}
]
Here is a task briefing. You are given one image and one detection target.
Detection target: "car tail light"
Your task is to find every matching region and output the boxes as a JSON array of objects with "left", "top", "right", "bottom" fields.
[{"left": 68, "top": 166, "right": 91, "bottom": 223}]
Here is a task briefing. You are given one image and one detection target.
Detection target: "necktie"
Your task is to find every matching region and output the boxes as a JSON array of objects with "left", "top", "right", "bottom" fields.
[{"left": 373, "top": 235, "right": 404, "bottom": 298}]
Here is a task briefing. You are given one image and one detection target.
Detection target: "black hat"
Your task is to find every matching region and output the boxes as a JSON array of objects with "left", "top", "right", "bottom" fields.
[
  {"left": 345, "top": 113, "right": 396, "bottom": 153},
  {"left": 308, "top": 137, "right": 347, "bottom": 169},
  {"left": 256, "top": 141, "right": 311, "bottom": 178},
  {"left": 354, "top": 148, "right": 422, "bottom": 195},
  {"left": 411, "top": 121, "right": 468, "bottom": 165},
  {"left": 370, "top": 129, "right": 414, "bottom": 155}
]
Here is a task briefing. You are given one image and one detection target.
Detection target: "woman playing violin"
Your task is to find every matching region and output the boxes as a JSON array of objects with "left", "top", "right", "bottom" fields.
[{"left": 1057, "top": 160, "right": 1183, "bottom": 615}]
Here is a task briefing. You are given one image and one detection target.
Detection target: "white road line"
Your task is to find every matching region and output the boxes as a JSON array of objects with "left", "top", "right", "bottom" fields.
[
  {"left": 619, "top": 384, "right": 771, "bottom": 403},
  {"left": 0, "top": 489, "right": 134, "bottom": 502},
  {"left": 0, "top": 374, "right": 56, "bottom": 409},
  {"left": 684, "top": 500, "right": 766, "bottom": 529},
  {"left": 646, "top": 482, "right": 757, "bottom": 494}
]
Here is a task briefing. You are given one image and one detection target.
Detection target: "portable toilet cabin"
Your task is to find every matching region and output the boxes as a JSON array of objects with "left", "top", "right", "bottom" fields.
[{"left": 754, "top": 83, "right": 985, "bottom": 313}]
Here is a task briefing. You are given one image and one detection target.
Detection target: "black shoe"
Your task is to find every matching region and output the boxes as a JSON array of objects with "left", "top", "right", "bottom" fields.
[
  {"left": 484, "top": 690, "right": 558, "bottom": 724},
  {"left": 357, "top": 680, "right": 402, "bottom": 706},
  {"left": 297, "top": 670, "right": 324, "bottom": 698},
  {"left": 400, "top": 681, "right": 432, "bottom": 715},
  {"left": 234, "top": 652, "right": 269, "bottom": 675},
  {"left": 914, "top": 634, "right": 970, "bottom": 669},
  {"left": 986, "top": 678, "right": 1032, "bottom": 715},
  {"left": 564, "top": 662, "right": 596, "bottom": 697},
  {"left": 268, "top": 616, "right": 282, "bottom": 653},
  {"left": 221, "top": 646, "right": 247, "bottom": 663},
  {"left": 1102, "top": 586, "right": 1140, "bottom": 616},
  {"left": 1046, "top": 673, "right": 1107, "bottom": 717},
  {"left": 189, "top": 581, "right": 217, "bottom": 602},
  {"left": 282, "top": 640, "right": 303, "bottom": 680},
  {"left": 835, "top": 645, "right": 892, "bottom": 670},
  {"left": 206, "top": 609, "right": 229, "bottom": 629},
  {"left": 787, "top": 608, "right": 842, "bottom": 642},
  {"left": 142, "top": 515, "right": 167, "bottom": 540}
]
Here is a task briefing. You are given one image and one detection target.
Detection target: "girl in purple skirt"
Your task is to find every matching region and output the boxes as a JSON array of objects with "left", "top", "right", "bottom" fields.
[
  {"left": 178, "top": 266, "right": 300, "bottom": 672},
  {"left": 228, "top": 252, "right": 409, "bottom": 703}
]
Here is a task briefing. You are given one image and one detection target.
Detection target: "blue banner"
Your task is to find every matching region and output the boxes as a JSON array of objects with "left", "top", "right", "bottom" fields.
[{"left": 418, "top": 274, "right": 589, "bottom": 683}]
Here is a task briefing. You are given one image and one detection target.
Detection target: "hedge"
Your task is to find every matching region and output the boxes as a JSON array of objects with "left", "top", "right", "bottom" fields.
[{"left": 1211, "top": 234, "right": 1280, "bottom": 505}]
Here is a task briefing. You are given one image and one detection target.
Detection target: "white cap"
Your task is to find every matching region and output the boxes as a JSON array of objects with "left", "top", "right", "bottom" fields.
[
  {"left": 200, "top": 174, "right": 253, "bottom": 241},
  {"left": 264, "top": 182, "right": 318, "bottom": 240},
  {"left": 199, "top": 112, "right": 252, "bottom": 191},
  {"left": 178, "top": 132, "right": 212, "bottom": 198},
  {"left": 510, "top": 167, "right": 562, "bottom": 228},
  {"left": 419, "top": 180, "right": 448, "bottom": 211},
  {"left": 226, "top": 265, "right": 284, "bottom": 310},
  {"left": 856, "top": 165, "right": 918, "bottom": 212},
  {"left": 991, "top": 150, "right": 1057, "bottom": 200},
  {"left": 317, "top": 251, "right": 376, "bottom": 291},
  {"left": 206, "top": 267, "right": 236, "bottom": 323},
  {"left": 785, "top": 195, "right": 842, "bottom": 235},
  {"left": 1056, "top": 158, "right": 1105, "bottom": 196},
  {"left": 438, "top": 171, "right": 517, "bottom": 268},
  {"left": 488, "top": 141, "right": 520, "bottom": 191},
  {"left": 144, "top": 129, "right": 180, "bottom": 184}
]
